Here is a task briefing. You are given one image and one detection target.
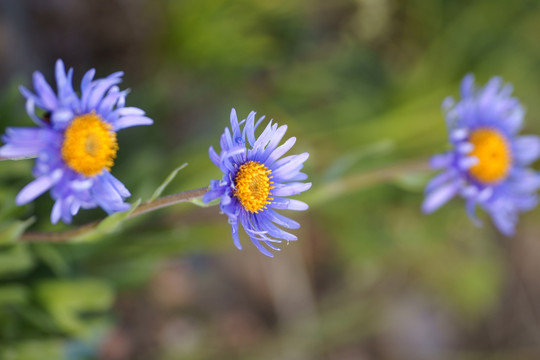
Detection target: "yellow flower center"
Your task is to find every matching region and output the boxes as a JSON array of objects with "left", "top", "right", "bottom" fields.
[
  {"left": 234, "top": 161, "right": 274, "bottom": 213},
  {"left": 61, "top": 112, "right": 118, "bottom": 177},
  {"left": 468, "top": 127, "right": 512, "bottom": 184}
]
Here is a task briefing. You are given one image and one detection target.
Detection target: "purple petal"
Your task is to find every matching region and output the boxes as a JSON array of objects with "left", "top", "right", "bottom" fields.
[
  {"left": 422, "top": 183, "right": 459, "bottom": 214},
  {"left": 252, "top": 121, "right": 275, "bottom": 153},
  {"left": 85, "top": 77, "right": 122, "bottom": 111},
  {"left": 270, "top": 198, "right": 308, "bottom": 211},
  {"left": 33, "top": 71, "right": 58, "bottom": 110},
  {"left": 460, "top": 74, "right": 475, "bottom": 98},
  {"left": 265, "top": 137, "right": 296, "bottom": 165},
  {"left": 429, "top": 153, "right": 452, "bottom": 169},
  {"left": 265, "top": 208, "right": 300, "bottom": 229},
  {"left": 113, "top": 115, "right": 153, "bottom": 130},
  {"left": 514, "top": 135, "right": 540, "bottom": 166},
  {"left": 101, "top": 172, "right": 131, "bottom": 198},
  {"left": 271, "top": 152, "right": 309, "bottom": 180},
  {"left": 81, "top": 68, "right": 96, "bottom": 94},
  {"left": 272, "top": 182, "right": 312, "bottom": 197},
  {"left": 260, "top": 125, "right": 288, "bottom": 162},
  {"left": 51, "top": 198, "right": 63, "bottom": 224},
  {"left": 425, "top": 170, "right": 456, "bottom": 193},
  {"left": 230, "top": 221, "right": 242, "bottom": 250},
  {"left": 16, "top": 175, "right": 57, "bottom": 205},
  {"left": 244, "top": 111, "right": 256, "bottom": 147},
  {"left": 490, "top": 209, "right": 516, "bottom": 236},
  {"left": 258, "top": 216, "right": 297, "bottom": 241}
]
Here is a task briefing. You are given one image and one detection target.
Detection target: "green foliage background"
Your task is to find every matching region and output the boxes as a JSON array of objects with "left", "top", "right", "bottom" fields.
[{"left": 1, "top": 0, "right": 540, "bottom": 359}]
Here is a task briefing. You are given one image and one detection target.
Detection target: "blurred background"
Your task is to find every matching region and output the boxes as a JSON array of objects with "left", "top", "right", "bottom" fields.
[{"left": 1, "top": 0, "right": 540, "bottom": 359}]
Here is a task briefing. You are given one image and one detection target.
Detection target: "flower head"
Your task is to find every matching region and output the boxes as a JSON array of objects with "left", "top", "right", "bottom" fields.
[
  {"left": 422, "top": 75, "right": 540, "bottom": 235},
  {"left": 0, "top": 59, "right": 153, "bottom": 223},
  {"left": 203, "top": 109, "right": 311, "bottom": 257}
]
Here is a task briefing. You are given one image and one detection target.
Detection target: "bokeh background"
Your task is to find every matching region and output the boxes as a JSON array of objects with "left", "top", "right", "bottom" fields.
[{"left": 1, "top": 0, "right": 540, "bottom": 359}]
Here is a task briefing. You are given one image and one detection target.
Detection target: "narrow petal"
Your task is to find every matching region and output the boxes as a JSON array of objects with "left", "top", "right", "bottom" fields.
[
  {"left": 55, "top": 59, "right": 75, "bottom": 101},
  {"left": 16, "top": 176, "right": 56, "bottom": 205},
  {"left": 25, "top": 98, "right": 46, "bottom": 125},
  {"left": 422, "top": 183, "right": 458, "bottom": 214},
  {"left": 252, "top": 121, "right": 275, "bottom": 153},
  {"left": 489, "top": 209, "right": 516, "bottom": 236},
  {"left": 230, "top": 221, "right": 242, "bottom": 250},
  {"left": 239, "top": 216, "right": 274, "bottom": 257},
  {"left": 270, "top": 198, "right": 309, "bottom": 211},
  {"left": 265, "top": 137, "right": 296, "bottom": 165},
  {"left": 271, "top": 152, "right": 309, "bottom": 180},
  {"left": 244, "top": 111, "right": 256, "bottom": 147},
  {"left": 272, "top": 182, "right": 312, "bottom": 197},
  {"left": 101, "top": 172, "right": 131, "bottom": 198},
  {"left": 80, "top": 68, "right": 96, "bottom": 94},
  {"left": 33, "top": 71, "right": 58, "bottom": 110},
  {"left": 19, "top": 86, "right": 45, "bottom": 109},
  {"left": 209, "top": 146, "right": 220, "bottom": 166},
  {"left": 260, "top": 125, "right": 288, "bottom": 162},
  {"left": 424, "top": 170, "right": 456, "bottom": 193},
  {"left": 51, "top": 199, "right": 63, "bottom": 224},
  {"left": 85, "top": 77, "right": 122, "bottom": 111},
  {"left": 429, "top": 153, "right": 452, "bottom": 169},
  {"left": 460, "top": 74, "right": 475, "bottom": 98},
  {"left": 265, "top": 208, "right": 300, "bottom": 229},
  {"left": 514, "top": 135, "right": 540, "bottom": 166},
  {"left": 258, "top": 216, "right": 297, "bottom": 241},
  {"left": 113, "top": 115, "right": 153, "bottom": 130}
]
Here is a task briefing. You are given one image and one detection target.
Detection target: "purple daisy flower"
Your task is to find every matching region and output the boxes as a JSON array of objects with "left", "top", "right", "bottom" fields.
[
  {"left": 0, "top": 59, "right": 153, "bottom": 224},
  {"left": 422, "top": 74, "right": 540, "bottom": 235},
  {"left": 203, "top": 109, "right": 311, "bottom": 257}
]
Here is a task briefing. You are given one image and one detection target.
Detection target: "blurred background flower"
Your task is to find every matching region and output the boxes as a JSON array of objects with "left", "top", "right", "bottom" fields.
[
  {"left": 422, "top": 75, "right": 540, "bottom": 236},
  {"left": 1, "top": 0, "right": 540, "bottom": 359}
]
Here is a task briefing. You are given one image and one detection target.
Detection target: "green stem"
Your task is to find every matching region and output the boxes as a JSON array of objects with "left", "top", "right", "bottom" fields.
[
  {"left": 19, "top": 186, "right": 209, "bottom": 242},
  {"left": 308, "top": 158, "right": 431, "bottom": 206}
]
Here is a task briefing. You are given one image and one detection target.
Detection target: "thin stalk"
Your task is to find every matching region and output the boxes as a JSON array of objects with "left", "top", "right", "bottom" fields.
[
  {"left": 19, "top": 187, "right": 208, "bottom": 242},
  {"left": 308, "top": 158, "right": 431, "bottom": 206}
]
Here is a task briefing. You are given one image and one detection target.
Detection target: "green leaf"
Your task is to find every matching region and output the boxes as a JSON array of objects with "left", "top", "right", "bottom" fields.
[
  {"left": 72, "top": 199, "right": 141, "bottom": 243},
  {"left": 150, "top": 163, "right": 188, "bottom": 201},
  {"left": 0, "top": 218, "right": 35, "bottom": 244},
  {"left": 35, "top": 279, "right": 114, "bottom": 337},
  {"left": 190, "top": 197, "right": 219, "bottom": 207}
]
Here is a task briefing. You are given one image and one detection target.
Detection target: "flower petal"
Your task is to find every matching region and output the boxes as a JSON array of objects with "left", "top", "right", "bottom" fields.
[{"left": 422, "top": 183, "right": 458, "bottom": 214}]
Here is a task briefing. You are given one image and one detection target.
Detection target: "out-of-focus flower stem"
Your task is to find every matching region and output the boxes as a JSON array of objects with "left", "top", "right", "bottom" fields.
[
  {"left": 307, "top": 158, "right": 431, "bottom": 206},
  {"left": 19, "top": 187, "right": 209, "bottom": 242}
]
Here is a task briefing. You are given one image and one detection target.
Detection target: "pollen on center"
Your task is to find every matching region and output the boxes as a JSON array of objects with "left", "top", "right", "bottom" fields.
[
  {"left": 61, "top": 112, "right": 118, "bottom": 177},
  {"left": 468, "top": 127, "right": 512, "bottom": 184},
  {"left": 234, "top": 161, "right": 274, "bottom": 213}
]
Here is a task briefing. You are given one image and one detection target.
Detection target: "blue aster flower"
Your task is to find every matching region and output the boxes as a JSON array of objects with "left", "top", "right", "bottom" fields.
[
  {"left": 422, "top": 74, "right": 540, "bottom": 235},
  {"left": 0, "top": 59, "right": 153, "bottom": 224},
  {"left": 203, "top": 109, "right": 311, "bottom": 257}
]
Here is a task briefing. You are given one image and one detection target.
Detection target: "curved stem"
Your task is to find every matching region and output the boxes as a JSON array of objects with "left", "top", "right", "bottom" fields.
[{"left": 19, "top": 186, "right": 209, "bottom": 242}]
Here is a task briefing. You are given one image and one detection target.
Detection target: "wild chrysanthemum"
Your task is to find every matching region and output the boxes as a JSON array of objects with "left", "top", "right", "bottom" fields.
[
  {"left": 0, "top": 59, "right": 153, "bottom": 223},
  {"left": 422, "top": 74, "right": 540, "bottom": 235},
  {"left": 203, "top": 109, "right": 311, "bottom": 257}
]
